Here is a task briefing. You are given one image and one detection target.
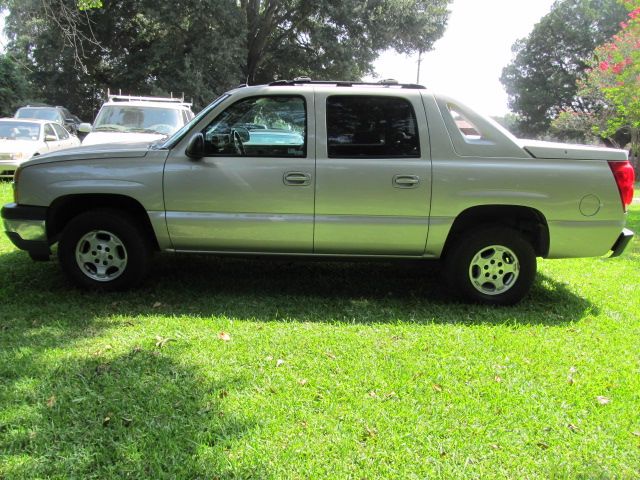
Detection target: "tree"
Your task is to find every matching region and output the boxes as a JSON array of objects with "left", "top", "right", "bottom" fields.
[
  {"left": 580, "top": 0, "right": 640, "bottom": 170},
  {"left": 2, "top": 0, "right": 451, "bottom": 120},
  {"left": 501, "top": 0, "right": 627, "bottom": 137},
  {"left": 240, "top": 0, "right": 450, "bottom": 84},
  {"left": 0, "top": 54, "right": 36, "bottom": 116}
]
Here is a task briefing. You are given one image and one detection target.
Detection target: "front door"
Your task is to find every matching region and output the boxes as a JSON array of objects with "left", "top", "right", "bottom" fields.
[
  {"left": 313, "top": 92, "right": 432, "bottom": 255},
  {"left": 163, "top": 93, "right": 315, "bottom": 253}
]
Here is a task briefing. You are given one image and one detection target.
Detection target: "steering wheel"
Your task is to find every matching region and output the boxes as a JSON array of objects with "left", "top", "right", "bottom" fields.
[{"left": 231, "top": 129, "right": 245, "bottom": 156}]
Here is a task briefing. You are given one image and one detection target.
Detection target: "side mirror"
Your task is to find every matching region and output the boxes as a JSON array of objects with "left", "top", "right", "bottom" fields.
[
  {"left": 185, "top": 133, "right": 205, "bottom": 159},
  {"left": 78, "top": 122, "right": 92, "bottom": 133},
  {"left": 45, "top": 134, "right": 57, "bottom": 142}
]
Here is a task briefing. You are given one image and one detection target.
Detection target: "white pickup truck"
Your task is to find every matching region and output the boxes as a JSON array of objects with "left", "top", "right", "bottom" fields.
[{"left": 1, "top": 80, "right": 635, "bottom": 305}]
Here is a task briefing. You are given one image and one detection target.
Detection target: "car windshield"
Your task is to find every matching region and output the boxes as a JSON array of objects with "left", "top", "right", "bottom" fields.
[
  {"left": 0, "top": 121, "right": 41, "bottom": 140},
  {"left": 93, "top": 105, "right": 182, "bottom": 135},
  {"left": 16, "top": 108, "right": 59, "bottom": 121},
  {"left": 159, "top": 94, "right": 229, "bottom": 149}
]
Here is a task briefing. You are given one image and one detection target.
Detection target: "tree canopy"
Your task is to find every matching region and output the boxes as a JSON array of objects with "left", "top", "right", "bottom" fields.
[
  {"left": 580, "top": 0, "right": 640, "bottom": 166},
  {"left": 1, "top": 0, "right": 451, "bottom": 120},
  {"left": 500, "top": 0, "right": 627, "bottom": 137}
]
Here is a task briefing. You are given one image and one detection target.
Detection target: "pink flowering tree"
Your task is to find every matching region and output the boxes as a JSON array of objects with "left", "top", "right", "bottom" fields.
[{"left": 581, "top": 0, "right": 640, "bottom": 169}]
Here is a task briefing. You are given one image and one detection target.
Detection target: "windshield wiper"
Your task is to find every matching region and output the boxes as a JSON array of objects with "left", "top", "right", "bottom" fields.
[
  {"left": 94, "top": 126, "right": 123, "bottom": 132},
  {"left": 129, "top": 128, "right": 163, "bottom": 134}
]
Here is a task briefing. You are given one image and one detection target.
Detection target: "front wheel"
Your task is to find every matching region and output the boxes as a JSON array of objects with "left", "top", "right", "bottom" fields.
[
  {"left": 58, "top": 209, "right": 151, "bottom": 290},
  {"left": 443, "top": 226, "right": 537, "bottom": 305}
]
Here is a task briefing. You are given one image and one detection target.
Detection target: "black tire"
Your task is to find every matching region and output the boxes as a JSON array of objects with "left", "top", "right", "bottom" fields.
[
  {"left": 443, "top": 226, "right": 536, "bottom": 306},
  {"left": 58, "top": 209, "right": 151, "bottom": 290}
]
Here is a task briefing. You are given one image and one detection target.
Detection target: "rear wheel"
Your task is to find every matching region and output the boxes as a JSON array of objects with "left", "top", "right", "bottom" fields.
[
  {"left": 58, "top": 209, "right": 151, "bottom": 290},
  {"left": 443, "top": 226, "right": 536, "bottom": 305}
]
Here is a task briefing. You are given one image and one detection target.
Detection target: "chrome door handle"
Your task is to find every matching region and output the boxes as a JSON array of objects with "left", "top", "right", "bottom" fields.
[
  {"left": 284, "top": 172, "right": 311, "bottom": 186},
  {"left": 393, "top": 175, "right": 420, "bottom": 188}
]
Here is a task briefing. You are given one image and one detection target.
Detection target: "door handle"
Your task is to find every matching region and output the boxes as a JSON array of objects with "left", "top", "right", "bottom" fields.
[
  {"left": 393, "top": 175, "right": 420, "bottom": 188},
  {"left": 284, "top": 172, "right": 311, "bottom": 186}
]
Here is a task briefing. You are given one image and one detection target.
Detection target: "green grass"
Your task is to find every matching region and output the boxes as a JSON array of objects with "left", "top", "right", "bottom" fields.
[{"left": 1, "top": 181, "right": 639, "bottom": 479}]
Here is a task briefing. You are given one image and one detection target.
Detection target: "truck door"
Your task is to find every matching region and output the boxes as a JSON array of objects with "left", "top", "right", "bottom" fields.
[
  {"left": 163, "top": 93, "right": 315, "bottom": 253},
  {"left": 313, "top": 91, "right": 432, "bottom": 255}
]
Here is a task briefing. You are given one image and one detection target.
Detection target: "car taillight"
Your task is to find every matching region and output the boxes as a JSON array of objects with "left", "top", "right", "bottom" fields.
[{"left": 608, "top": 160, "right": 635, "bottom": 211}]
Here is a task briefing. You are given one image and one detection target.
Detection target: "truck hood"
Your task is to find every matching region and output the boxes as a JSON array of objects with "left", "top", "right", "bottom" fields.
[
  {"left": 19, "top": 142, "right": 150, "bottom": 168},
  {"left": 519, "top": 139, "right": 628, "bottom": 161},
  {"left": 82, "top": 131, "right": 164, "bottom": 146}
]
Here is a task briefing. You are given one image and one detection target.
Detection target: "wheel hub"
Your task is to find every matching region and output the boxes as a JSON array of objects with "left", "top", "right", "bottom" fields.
[
  {"left": 468, "top": 245, "right": 520, "bottom": 296},
  {"left": 75, "top": 230, "right": 127, "bottom": 282}
]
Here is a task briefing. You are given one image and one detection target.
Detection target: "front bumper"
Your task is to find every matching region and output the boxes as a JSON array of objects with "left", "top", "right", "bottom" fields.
[
  {"left": 610, "top": 228, "right": 635, "bottom": 258},
  {"left": 1, "top": 203, "right": 50, "bottom": 258}
]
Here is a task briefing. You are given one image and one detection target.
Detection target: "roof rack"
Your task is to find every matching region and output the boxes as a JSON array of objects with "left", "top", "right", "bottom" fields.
[
  {"left": 106, "top": 89, "right": 193, "bottom": 107},
  {"left": 268, "top": 78, "right": 426, "bottom": 89}
]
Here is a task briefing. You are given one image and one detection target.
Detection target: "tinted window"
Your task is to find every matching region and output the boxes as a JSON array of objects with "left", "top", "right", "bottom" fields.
[
  {"left": 326, "top": 96, "right": 420, "bottom": 158},
  {"left": 52, "top": 123, "right": 70, "bottom": 140},
  {"left": 202, "top": 96, "right": 306, "bottom": 157}
]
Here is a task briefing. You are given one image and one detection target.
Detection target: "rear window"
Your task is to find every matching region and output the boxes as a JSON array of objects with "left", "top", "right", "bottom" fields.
[
  {"left": 16, "top": 108, "right": 61, "bottom": 122},
  {"left": 0, "top": 121, "right": 41, "bottom": 140},
  {"left": 326, "top": 96, "right": 420, "bottom": 158}
]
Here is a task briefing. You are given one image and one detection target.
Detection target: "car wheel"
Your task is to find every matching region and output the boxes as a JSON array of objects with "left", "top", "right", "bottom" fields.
[
  {"left": 443, "top": 226, "right": 536, "bottom": 305},
  {"left": 58, "top": 209, "right": 151, "bottom": 290}
]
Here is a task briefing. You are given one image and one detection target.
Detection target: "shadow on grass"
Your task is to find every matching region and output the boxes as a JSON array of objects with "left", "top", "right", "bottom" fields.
[
  {"left": 0, "top": 253, "right": 263, "bottom": 478},
  {"left": 0, "top": 247, "right": 597, "bottom": 328},
  {"left": 0, "top": 347, "right": 260, "bottom": 479}
]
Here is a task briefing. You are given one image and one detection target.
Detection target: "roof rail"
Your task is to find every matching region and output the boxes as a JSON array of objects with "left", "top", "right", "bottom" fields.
[
  {"left": 268, "top": 78, "right": 426, "bottom": 89},
  {"left": 106, "top": 88, "right": 193, "bottom": 107}
]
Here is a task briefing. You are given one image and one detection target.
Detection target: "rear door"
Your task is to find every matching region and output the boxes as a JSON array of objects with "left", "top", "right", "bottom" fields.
[
  {"left": 313, "top": 91, "right": 432, "bottom": 255},
  {"left": 50, "top": 123, "right": 74, "bottom": 150}
]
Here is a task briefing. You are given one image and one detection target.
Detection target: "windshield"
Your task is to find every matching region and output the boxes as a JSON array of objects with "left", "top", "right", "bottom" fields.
[
  {"left": 93, "top": 105, "right": 183, "bottom": 135},
  {"left": 0, "top": 121, "right": 41, "bottom": 140},
  {"left": 16, "top": 108, "right": 60, "bottom": 121},
  {"left": 160, "top": 94, "right": 230, "bottom": 149}
]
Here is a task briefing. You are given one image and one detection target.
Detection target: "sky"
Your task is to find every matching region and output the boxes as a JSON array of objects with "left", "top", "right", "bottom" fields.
[
  {"left": 366, "top": 0, "right": 557, "bottom": 116},
  {"left": 1, "top": 1, "right": 557, "bottom": 116}
]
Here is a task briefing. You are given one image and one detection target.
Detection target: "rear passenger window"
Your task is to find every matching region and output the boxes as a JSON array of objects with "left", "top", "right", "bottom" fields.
[
  {"left": 448, "top": 105, "right": 482, "bottom": 140},
  {"left": 52, "top": 123, "right": 69, "bottom": 140},
  {"left": 326, "top": 96, "right": 419, "bottom": 158}
]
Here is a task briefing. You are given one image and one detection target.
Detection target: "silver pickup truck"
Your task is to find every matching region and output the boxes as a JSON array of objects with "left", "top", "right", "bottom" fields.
[{"left": 1, "top": 80, "right": 635, "bottom": 305}]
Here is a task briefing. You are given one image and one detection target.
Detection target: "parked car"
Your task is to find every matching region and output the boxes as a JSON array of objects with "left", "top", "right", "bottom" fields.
[
  {"left": 80, "top": 93, "right": 194, "bottom": 146},
  {"left": 1, "top": 79, "right": 635, "bottom": 304},
  {"left": 15, "top": 105, "right": 83, "bottom": 136},
  {"left": 0, "top": 118, "right": 80, "bottom": 179}
]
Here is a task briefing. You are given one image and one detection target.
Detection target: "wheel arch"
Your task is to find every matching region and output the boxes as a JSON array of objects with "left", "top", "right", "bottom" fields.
[
  {"left": 47, "top": 194, "right": 159, "bottom": 250},
  {"left": 442, "top": 205, "right": 549, "bottom": 258}
]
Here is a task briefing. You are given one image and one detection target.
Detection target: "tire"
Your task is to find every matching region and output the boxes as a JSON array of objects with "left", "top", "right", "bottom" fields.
[
  {"left": 443, "top": 226, "right": 536, "bottom": 306},
  {"left": 58, "top": 209, "right": 151, "bottom": 290}
]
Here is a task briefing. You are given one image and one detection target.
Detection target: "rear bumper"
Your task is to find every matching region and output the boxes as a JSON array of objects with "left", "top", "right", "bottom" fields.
[
  {"left": 0, "top": 160, "right": 19, "bottom": 178},
  {"left": 1, "top": 203, "right": 50, "bottom": 258},
  {"left": 610, "top": 228, "right": 634, "bottom": 257}
]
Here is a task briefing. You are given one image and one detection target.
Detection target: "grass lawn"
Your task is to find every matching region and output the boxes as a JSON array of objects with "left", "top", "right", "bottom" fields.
[{"left": 1, "top": 181, "right": 639, "bottom": 479}]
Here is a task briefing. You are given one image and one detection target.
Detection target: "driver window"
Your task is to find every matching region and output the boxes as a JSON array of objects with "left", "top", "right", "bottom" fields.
[{"left": 202, "top": 95, "right": 306, "bottom": 157}]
